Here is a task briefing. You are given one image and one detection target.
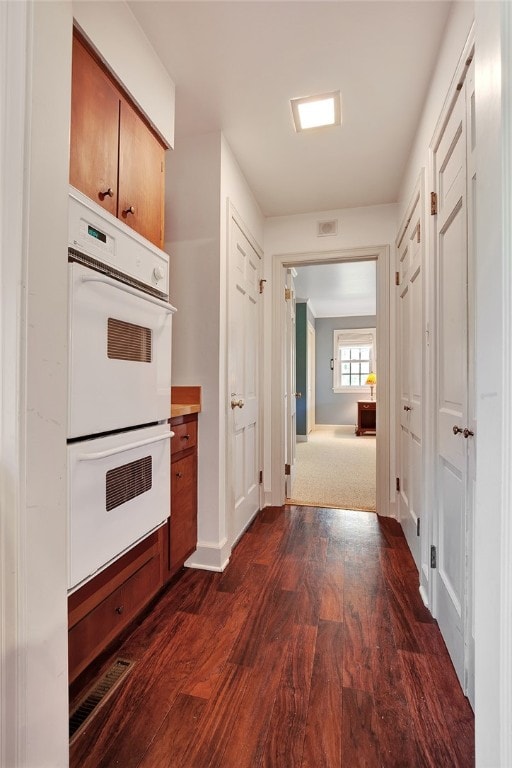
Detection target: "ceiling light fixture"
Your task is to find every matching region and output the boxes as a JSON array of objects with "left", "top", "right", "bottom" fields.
[{"left": 291, "top": 90, "right": 341, "bottom": 132}]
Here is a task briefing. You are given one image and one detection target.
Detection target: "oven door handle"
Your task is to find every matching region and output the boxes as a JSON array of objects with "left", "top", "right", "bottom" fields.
[
  {"left": 80, "top": 274, "right": 176, "bottom": 314},
  {"left": 77, "top": 431, "right": 174, "bottom": 461}
]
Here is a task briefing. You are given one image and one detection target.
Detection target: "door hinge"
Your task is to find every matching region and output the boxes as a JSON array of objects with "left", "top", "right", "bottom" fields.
[
  {"left": 285, "top": 463, "right": 291, "bottom": 475},
  {"left": 395, "top": 271, "right": 400, "bottom": 287},
  {"left": 259, "top": 279, "right": 267, "bottom": 294},
  {"left": 417, "top": 223, "right": 421, "bottom": 243},
  {"left": 430, "top": 545, "right": 437, "bottom": 569},
  {"left": 431, "top": 191, "right": 438, "bottom": 216},
  {"left": 284, "top": 287, "right": 293, "bottom": 301},
  {"left": 396, "top": 477, "right": 400, "bottom": 492},
  {"left": 259, "top": 470, "right": 263, "bottom": 484},
  {"left": 417, "top": 518, "right": 420, "bottom": 536}
]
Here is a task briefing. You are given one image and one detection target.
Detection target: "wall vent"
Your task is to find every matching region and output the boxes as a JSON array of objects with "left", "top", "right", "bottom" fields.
[{"left": 317, "top": 219, "right": 338, "bottom": 237}]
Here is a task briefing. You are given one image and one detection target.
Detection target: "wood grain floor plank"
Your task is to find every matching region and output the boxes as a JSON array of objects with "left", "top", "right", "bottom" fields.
[
  {"left": 137, "top": 693, "right": 207, "bottom": 768},
  {"left": 301, "top": 620, "right": 344, "bottom": 768},
  {"left": 259, "top": 623, "right": 317, "bottom": 768},
  {"left": 398, "top": 650, "right": 466, "bottom": 767},
  {"left": 341, "top": 686, "right": 381, "bottom": 767}
]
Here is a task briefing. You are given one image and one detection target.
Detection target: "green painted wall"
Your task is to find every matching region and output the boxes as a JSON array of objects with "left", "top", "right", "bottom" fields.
[{"left": 295, "top": 303, "right": 308, "bottom": 435}]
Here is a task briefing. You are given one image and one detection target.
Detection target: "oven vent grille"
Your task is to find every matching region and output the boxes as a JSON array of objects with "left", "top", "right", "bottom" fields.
[
  {"left": 108, "top": 317, "right": 152, "bottom": 363},
  {"left": 106, "top": 456, "right": 152, "bottom": 511},
  {"left": 69, "top": 658, "right": 134, "bottom": 742}
]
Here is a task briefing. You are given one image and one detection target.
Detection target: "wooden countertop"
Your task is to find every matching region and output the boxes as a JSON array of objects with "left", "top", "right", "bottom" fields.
[
  {"left": 171, "top": 385, "right": 201, "bottom": 419},
  {"left": 171, "top": 403, "right": 201, "bottom": 418}
]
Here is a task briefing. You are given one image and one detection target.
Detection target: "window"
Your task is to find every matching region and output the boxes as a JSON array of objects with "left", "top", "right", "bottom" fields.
[{"left": 333, "top": 328, "right": 376, "bottom": 393}]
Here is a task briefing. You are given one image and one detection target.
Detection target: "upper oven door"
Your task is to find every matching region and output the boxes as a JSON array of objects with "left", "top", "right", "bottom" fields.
[{"left": 68, "top": 262, "right": 175, "bottom": 439}]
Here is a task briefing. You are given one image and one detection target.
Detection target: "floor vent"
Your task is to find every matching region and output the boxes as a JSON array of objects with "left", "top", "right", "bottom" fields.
[{"left": 69, "top": 658, "right": 134, "bottom": 742}]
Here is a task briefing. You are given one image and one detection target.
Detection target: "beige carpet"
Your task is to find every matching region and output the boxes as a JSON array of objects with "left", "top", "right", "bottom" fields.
[{"left": 287, "top": 425, "right": 376, "bottom": 511}]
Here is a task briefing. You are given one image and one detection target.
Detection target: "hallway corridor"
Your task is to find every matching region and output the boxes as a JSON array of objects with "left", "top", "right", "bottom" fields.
[{"left": 70, "top": 507, "right": 474, "bottom": 767}]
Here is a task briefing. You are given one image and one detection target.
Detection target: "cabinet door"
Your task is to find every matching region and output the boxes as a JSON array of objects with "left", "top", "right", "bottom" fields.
[
  {"left": 170, "top": 453, "right": 197, "bottom": 571},
  {"left": 118, "top": 99, "right": 165, "bottom": 248},
  {"left": 70, "top": 34, "right": 119, "bottom": 217}
]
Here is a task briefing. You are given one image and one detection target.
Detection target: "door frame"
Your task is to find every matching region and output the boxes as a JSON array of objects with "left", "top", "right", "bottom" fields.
[{"left": 270, "top": 245, "right": 391, "bottom": 515}]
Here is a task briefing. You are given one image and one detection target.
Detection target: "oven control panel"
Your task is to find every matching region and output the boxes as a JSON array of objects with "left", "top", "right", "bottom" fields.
[{"left": 68, "top": 186, "right": 169, "bottom": 295}]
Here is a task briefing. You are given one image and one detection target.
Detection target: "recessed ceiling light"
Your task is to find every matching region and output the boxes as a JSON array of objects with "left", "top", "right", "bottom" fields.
[{"left": 290, "top": 91, "right": 341, "bottom": 132}]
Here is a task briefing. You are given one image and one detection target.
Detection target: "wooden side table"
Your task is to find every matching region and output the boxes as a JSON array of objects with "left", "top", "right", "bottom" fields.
[{"left": 356, "top": 400, "right": 376, "bottom": 435}]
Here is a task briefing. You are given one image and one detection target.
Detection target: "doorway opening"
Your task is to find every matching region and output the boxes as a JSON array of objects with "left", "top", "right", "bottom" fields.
[
  {"left": 286, "top": 261, "right": 378, "bottom": 511},
  {"left": 270, "top": 245, "right": 391, "bottom": 518}
]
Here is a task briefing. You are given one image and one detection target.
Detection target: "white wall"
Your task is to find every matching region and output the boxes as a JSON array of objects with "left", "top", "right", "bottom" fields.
[
  {"left": 474, "top": 3, "right": 510, "bottom": 764},
  {"left": 0, "top": 3, "right": 72, "bottom": 765},
  {"left": 73, "top": 0, "right": 175, "bottom": 147},
  {"left": 166, "top": 131, "right": 263, "bottom": 568},
  {"left": 165, "top": 133, "right": 222, "bottom": 552},
  {"left": 265, "top": 203, "right": 397, "bottom": 255}
]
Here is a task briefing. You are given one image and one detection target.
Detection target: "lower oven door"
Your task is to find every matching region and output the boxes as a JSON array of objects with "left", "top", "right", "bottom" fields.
[
  {"left": 68, "top": 423, "right": 171, "bottom": 590},
  {"left": 68, "top": 261, "right": 176, "bottom": 439}
]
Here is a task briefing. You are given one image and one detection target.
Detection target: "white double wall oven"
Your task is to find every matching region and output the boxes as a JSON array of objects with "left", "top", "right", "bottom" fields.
[{"left": 67, "top": 187, "right": 176, "bottom": 590}]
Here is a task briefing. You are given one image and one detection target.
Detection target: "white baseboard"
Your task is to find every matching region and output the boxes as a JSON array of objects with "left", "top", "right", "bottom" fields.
[
  {"left": 185, "top": 537, "right": 231, "bottom": 572},
  {"left": 419, "top": 584, "right": 430, "bottom": 609},
  {"left": 297, "top": 434, "right": 308, "bottom": 442}
]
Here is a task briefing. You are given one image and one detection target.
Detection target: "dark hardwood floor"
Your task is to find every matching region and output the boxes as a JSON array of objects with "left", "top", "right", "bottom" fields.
[{"left": 70, "top": 506, "right": 475, "bottom": 767}]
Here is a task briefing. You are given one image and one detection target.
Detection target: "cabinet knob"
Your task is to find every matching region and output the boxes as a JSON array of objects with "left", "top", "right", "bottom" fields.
[
  {"left": 123, "top": 205, "right": 135, "bottom": 216},
  {"left": 176, "top": 471, "right": 184, "bottom": 478},
  {"left": 99, "top": 187, "right": 114, "bottom": 199},
  {"left": 182, "top": 434, "right": 190, "bottom": 441},
  {"left": 115, "top": 605, "right": 124, "bottom": 615}
]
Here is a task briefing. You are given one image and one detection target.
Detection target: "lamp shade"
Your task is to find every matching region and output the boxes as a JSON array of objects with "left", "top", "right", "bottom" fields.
[{"left": 365, "top": 373, "right": 376, "bottom": 386}]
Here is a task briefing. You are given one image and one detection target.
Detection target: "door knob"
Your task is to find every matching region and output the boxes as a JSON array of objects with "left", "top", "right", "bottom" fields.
[
  {"left": 404, "top": 405, "right": 412, "bottom": 411},
  {"left": 295, "top": 392, "right": 302, "bottom": 398},
  {"left": 230, "top": 394, "right": 244, "bottom": 409},
  {"left": 463, "top": 428, "right": 474, "bottom": 439},
  {"left": 453, "top": 425, "right": 463, "bottom": 435}
]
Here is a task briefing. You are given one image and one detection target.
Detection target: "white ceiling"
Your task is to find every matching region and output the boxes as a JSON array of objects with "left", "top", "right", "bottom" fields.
[
  {"left": 129, "top": 0, "right": 452, "bottom": 217},
  {"left": 128, "top": 0, "right": 451, "bottom": 316},
  {"left": 294, "top": 260, "right": 376, "bottom": 318}
]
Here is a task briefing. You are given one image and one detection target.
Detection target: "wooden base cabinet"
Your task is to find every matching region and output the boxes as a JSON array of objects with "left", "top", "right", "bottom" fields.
[
  {"left": 163, "top": 413, "right": 198, "bottom": 581},
  {"left": 68, "top": 532, "right": 162, "bottom": 684}
]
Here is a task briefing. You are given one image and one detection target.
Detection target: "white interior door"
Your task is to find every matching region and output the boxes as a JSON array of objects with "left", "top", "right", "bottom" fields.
[
  {"left": 433, "top": 61, "right": 474, "bottom": 693},
  {"left": 228, "top": 215, "right": 261, "bottom": 544},
  {"left": 397, "top": 182, "right": 424, "bottom": 571},
  {"left": 285, "top": 269, "right": 296, "bottom": 497}
]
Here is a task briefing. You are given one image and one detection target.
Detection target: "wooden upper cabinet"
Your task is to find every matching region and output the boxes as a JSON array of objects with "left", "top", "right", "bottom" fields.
[
  {"left": 70, "top": 30, "right": 166, "bottom": 248},
  {"left": 70, "top": 34, "right": 119, "bottom": 217},
  {"left": 119, "top": 98, "right": 165, "bottom": 248}
]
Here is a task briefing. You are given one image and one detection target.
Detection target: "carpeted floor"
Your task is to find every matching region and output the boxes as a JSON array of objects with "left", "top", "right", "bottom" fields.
[{"left": 287, "top": 425, "right": 376, "bottom": 511}]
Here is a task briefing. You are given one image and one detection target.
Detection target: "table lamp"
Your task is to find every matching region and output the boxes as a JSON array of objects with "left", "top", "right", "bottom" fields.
[{"left": 366, "top": 372, "right": 376, "bottom": 400}]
